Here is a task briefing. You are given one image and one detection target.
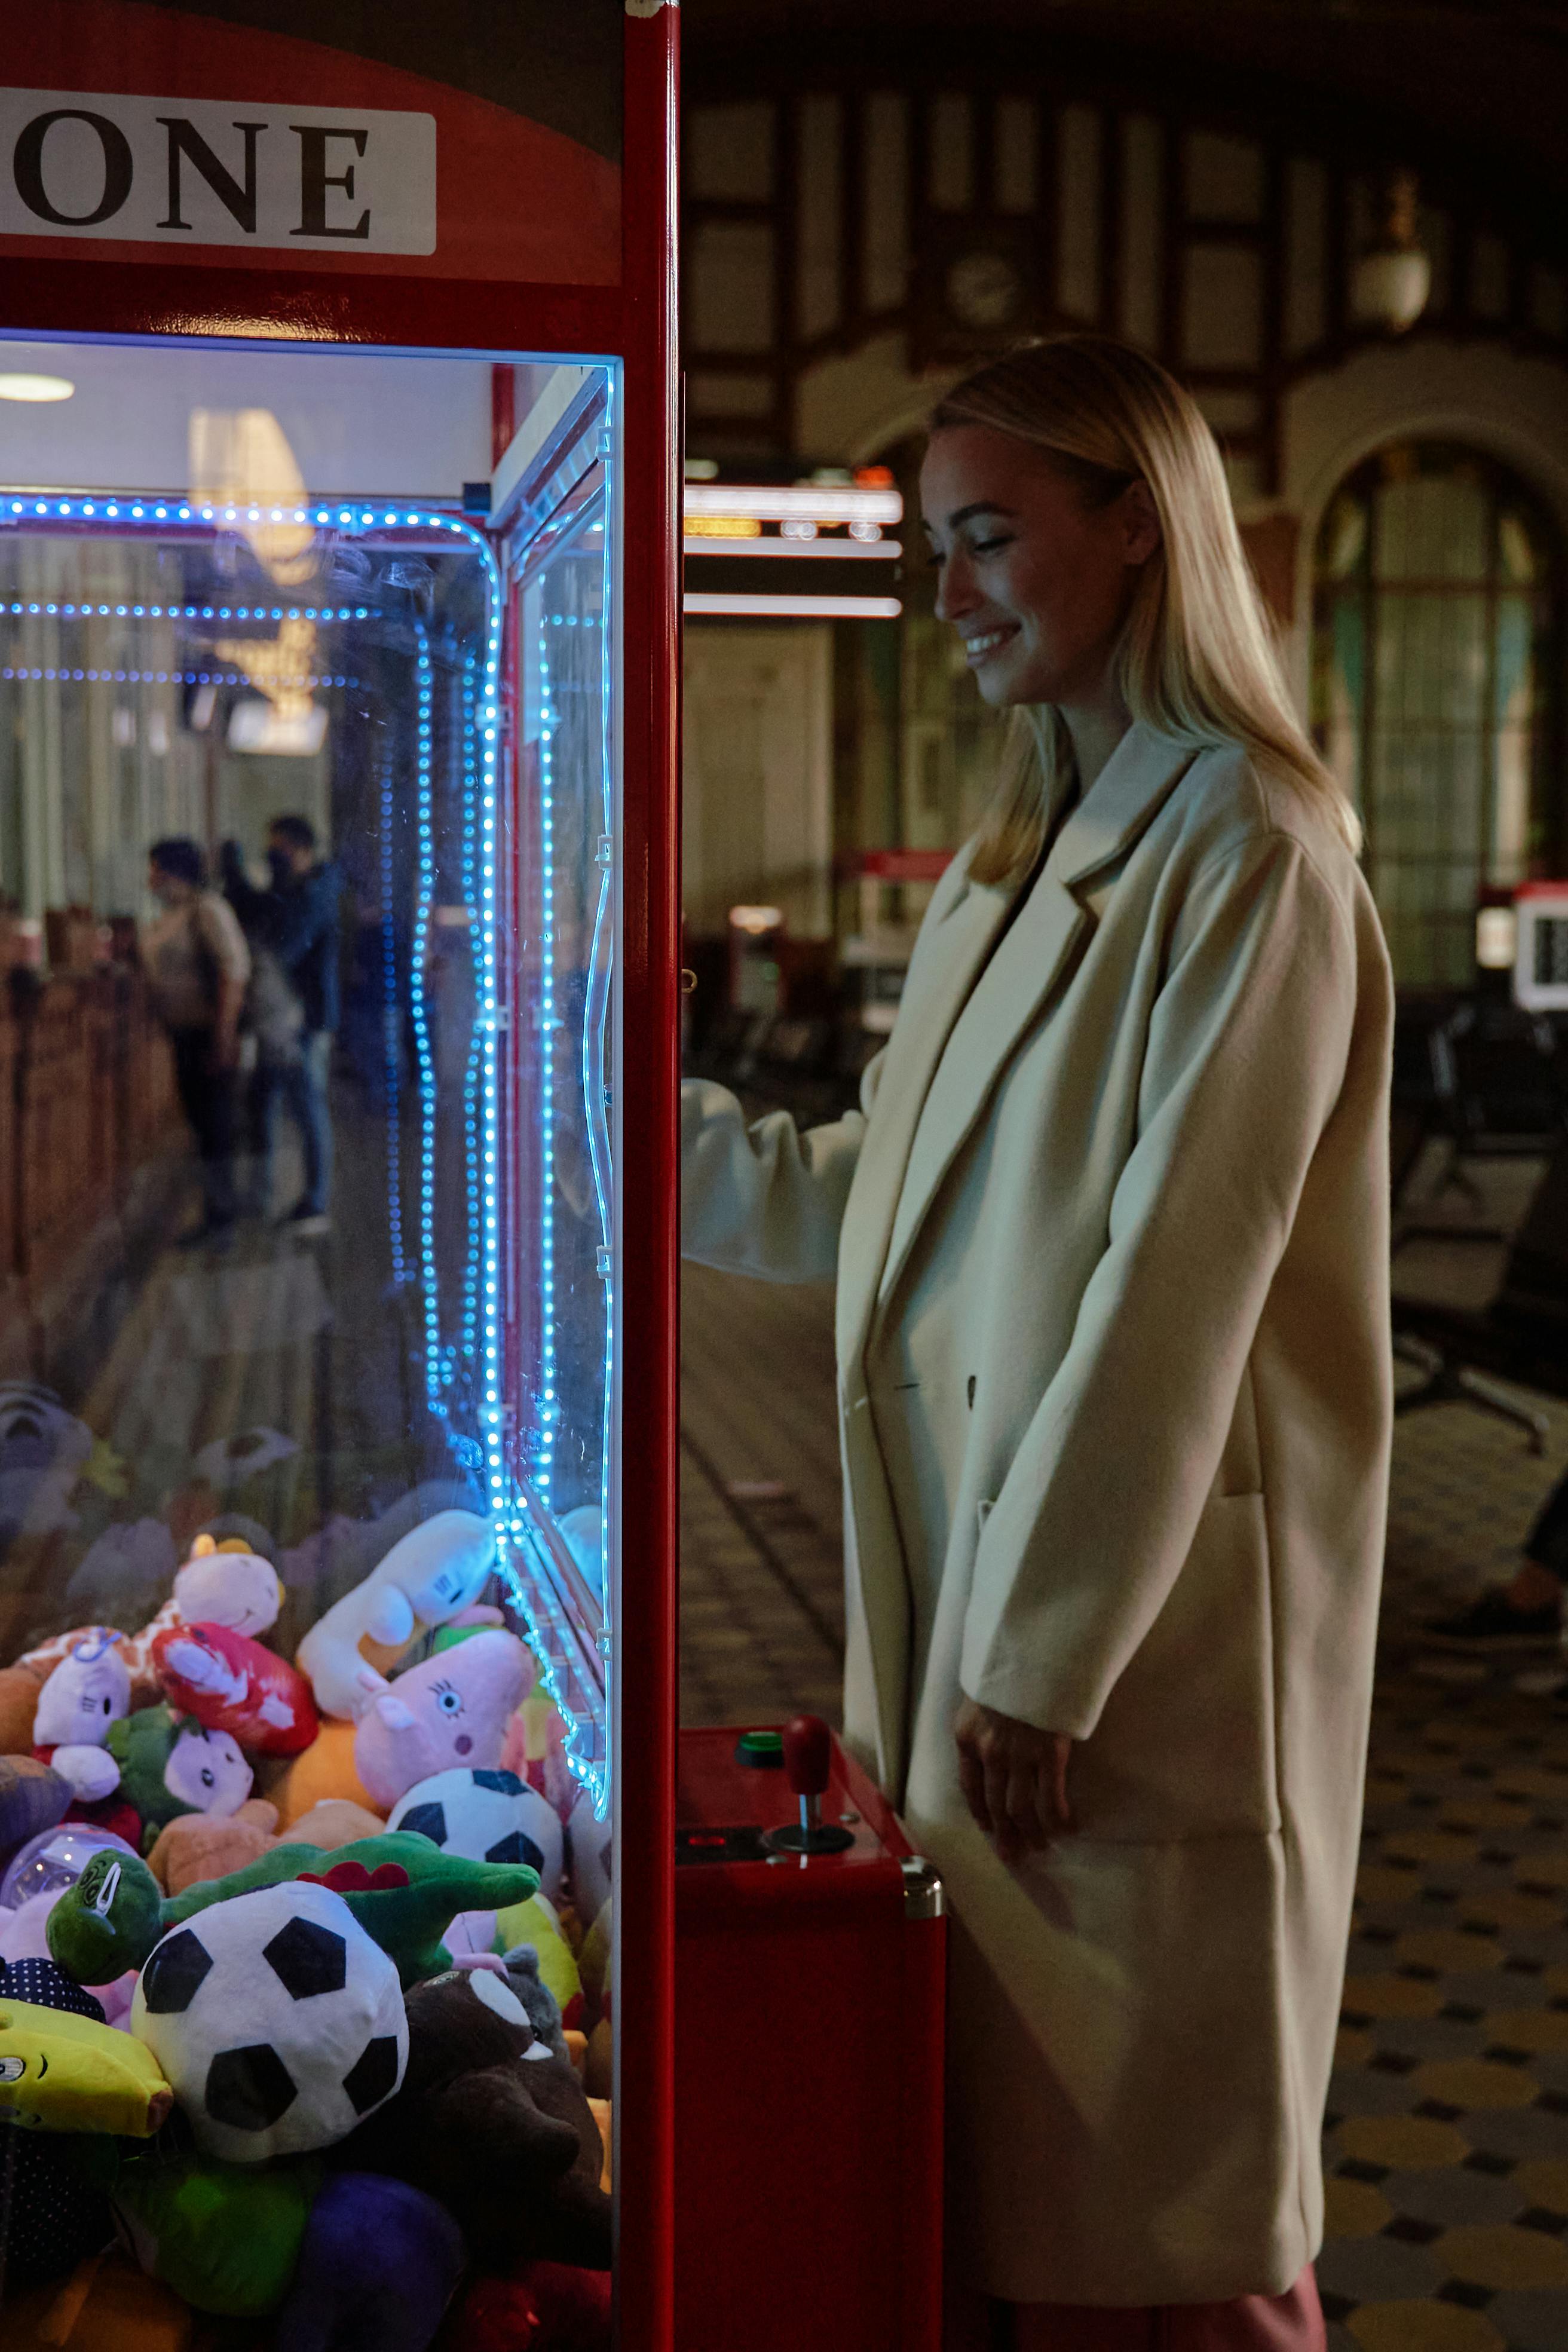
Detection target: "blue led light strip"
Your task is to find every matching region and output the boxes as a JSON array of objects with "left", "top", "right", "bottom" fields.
[
  {"left": 379, "top": 725, "right": 409, "bottom": 1291},
  {"left": 460, "top": 656, "right": 483, "bottom": 1386},
  {"left": 533, "top": 621, "right": 559, "bottom": 1508},
  {"left": 408, "top": 627, "right": 445, "bottom": 1416}
]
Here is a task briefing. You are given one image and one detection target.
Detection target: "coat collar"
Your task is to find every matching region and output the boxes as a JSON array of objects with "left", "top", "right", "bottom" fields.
[
  {"left": 837, "top": 725, "right": 1199, "bottom": 1366},
  {"left": 1049, "top": 719, "right": 1203, "bottom": 886}
]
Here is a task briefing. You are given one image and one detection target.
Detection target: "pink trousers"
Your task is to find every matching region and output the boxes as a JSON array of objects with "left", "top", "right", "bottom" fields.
[{"left": 1004, "top": 2268, "right": 1326, "bottom": 2352}]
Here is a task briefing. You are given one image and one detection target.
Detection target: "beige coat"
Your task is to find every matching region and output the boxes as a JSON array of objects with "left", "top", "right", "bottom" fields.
[{"left": 682, "top": 723, "right": 1393, "bottom": 2305}]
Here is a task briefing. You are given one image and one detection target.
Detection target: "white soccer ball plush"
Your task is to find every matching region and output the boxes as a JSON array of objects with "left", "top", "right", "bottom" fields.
[
  {"left": 388, "top": 1766, "right": 563, "bottom": 1902},
  {"left": 130, "top": 1881, "right": 407, "bottom": 2165}
]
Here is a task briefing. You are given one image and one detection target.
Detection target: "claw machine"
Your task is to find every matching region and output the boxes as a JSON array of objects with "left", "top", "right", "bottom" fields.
[{"left": 0, "top": 5, "right": 678, "bottom": 2348}]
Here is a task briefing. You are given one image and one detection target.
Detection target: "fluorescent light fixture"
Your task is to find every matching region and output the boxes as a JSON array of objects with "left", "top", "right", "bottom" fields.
[
  {"left": 0, "top": 373, "right": 74, "bottom": 403},
  {"left": 227, "top": 696, "right": 328, "bottom": 755},
  {"left": 685, "top": 482, "right": 902, "bottom": 526},
  {"left": 683, "top": 536, "right": 901, "bottom": 561},
  {"left": 684, "top": 592, "right": 902, "bottom": 619}
]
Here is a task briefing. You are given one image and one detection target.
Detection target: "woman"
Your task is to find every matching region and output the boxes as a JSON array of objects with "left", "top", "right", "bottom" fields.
[
  {"left": 682, "top": 335, "right": 1392, "bottom": 2349},
  {"left": 143, "top": 836, "right": 250, "bottom": 1245}
]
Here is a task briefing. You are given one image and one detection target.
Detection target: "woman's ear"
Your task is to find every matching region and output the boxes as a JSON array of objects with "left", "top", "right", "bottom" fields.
[{"left": 1122, "top": 480, "right": 1162, "bottom": 569}]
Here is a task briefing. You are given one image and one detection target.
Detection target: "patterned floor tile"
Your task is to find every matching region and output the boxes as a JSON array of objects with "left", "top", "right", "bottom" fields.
[
  {"left": 1381, "top": 2170, "right": 1526, "bottom": 2229},
  {"left": 1316, "top": 2234, "right": 1446, "bottom": 2304},
  {"left": 1347, "top": 2303, "right": 1505, "bottom": 2351},
  {"left": 1483, "top": 2287, "right": 1568, "bottom": 2351}
]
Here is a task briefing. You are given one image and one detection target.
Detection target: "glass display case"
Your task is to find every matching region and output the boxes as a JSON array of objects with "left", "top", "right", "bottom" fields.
[{"left": 0, "top": 5, "right": 679, "bottom": 2342}]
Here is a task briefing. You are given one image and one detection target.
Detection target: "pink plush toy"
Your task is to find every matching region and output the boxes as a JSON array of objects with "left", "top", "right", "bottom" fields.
[
  {"left": 354, "top": 1631, "right": 532, "bottom": 1811},
  {"left": 151, "top": 1620, "right": 319, "bottom": 1756}
]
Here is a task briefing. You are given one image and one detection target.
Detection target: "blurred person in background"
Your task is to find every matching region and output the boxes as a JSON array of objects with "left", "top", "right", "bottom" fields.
[
  {"left": 143, "top": 837, "right": 250, "bottom": 1250},
  {"left": 682, "top": 336, "right": 1392, "bottom": 2350},
  {"left": 222, "top": 814, "right": 341, "bottom": 1236}
]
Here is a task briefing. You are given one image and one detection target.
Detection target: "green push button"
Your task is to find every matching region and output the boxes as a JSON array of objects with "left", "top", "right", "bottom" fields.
[{"left": 735, "top": 1729, "right": 785, "bottom": 1768}]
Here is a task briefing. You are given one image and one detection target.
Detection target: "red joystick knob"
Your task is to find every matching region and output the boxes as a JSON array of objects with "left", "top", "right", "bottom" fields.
[
  {"left": 764, "top": 1714, "right": 853, "bottom": 1857},
  {"left": 782, "top": 1714, "right": 832, "bottom": 1799}
]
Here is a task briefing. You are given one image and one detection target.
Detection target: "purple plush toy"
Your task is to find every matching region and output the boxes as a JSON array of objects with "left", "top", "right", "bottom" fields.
[{"left": 271, "top": 2171, "right": 467, "bottom": 2352}]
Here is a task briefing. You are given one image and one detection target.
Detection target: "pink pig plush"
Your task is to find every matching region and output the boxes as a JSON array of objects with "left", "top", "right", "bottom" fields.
[{"left": 353, "top": 1631, "right": 532, "bottom": 1812}]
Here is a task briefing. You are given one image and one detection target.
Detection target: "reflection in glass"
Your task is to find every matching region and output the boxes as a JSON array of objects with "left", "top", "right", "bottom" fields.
[{"left": 0, "top": 468, "right": 614, "bottom": 1803}]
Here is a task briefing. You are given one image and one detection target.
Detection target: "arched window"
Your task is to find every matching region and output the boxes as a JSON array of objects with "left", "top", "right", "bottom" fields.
[{"left": 1312, "top": 442, "right": 1563, "bottom": 986}]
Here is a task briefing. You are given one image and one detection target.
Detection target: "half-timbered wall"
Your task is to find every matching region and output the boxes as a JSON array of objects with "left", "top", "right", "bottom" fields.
[{"left": 684, "top": 76, "right": 1568, "bottom": 506}]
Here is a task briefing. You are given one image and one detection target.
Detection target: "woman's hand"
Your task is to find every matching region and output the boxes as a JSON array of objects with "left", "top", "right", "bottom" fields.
[{"left": 954, "top": 1698, "right": 1075, "bottom": 1864}]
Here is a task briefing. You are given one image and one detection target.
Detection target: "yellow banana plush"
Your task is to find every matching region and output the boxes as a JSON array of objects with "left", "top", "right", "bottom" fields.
[{"left": 0, "top": 1999, "right": 172, "bottom": 2136}]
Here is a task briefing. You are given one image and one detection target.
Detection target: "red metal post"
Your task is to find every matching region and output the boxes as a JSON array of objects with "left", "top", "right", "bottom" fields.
[{"left": 614, "top": 8, "right": 681, "bottom": 2351}]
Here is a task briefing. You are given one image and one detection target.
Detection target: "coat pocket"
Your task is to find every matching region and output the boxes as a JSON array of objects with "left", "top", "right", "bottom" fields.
[{"left": 1067, "top": 1491, "right": 1280, "bottom": 1842}]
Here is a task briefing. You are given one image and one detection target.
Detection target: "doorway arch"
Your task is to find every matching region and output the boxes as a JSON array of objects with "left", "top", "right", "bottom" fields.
[{"left": 1310, "top": 440, "right": 1563, "bottom": 985}]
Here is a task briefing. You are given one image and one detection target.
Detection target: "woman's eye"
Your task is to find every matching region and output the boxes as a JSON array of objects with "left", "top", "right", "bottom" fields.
[{"left": 970, "top": 535, "right": 1012, "bottom": 556}]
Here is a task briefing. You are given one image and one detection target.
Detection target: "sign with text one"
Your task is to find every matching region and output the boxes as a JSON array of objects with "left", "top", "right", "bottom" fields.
[{"left": 0, "top": 88, "right": 435, "bottom": 256}]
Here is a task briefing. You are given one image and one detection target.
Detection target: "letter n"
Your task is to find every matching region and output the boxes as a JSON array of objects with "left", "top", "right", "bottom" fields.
[{"left": 157, "top": 119, "right": 266, "bottom": 234}]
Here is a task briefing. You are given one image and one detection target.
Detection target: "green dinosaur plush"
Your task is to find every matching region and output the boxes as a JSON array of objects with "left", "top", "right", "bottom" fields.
[{"left": 48, "top": 1833, "right": 538, "bottom": 1989}]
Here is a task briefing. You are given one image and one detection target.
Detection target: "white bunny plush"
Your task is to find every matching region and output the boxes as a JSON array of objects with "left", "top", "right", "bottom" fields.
[{"left": 32, "top": 1634, "right": 130, "bottom": 1803}]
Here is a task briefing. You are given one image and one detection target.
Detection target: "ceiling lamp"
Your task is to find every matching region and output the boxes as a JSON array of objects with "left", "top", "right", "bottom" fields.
[
  {"left": 0, "top": 372, "right": 74, "bottom": 402},
  {"left": 1351, "top": 169, "right": 1431, "bottom": 335}
]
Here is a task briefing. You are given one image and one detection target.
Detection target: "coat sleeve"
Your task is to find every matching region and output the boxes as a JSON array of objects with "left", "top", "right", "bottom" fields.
[
  {"left": 681, "top": 1053, "right": 885, "bottom": 1283},
  {"left": 960, "top": 830, "right": 1363, "bottom": 1738}
]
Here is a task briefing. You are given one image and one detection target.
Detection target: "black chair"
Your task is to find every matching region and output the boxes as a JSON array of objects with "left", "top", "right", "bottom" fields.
[
  {"left": 1395, "top": 997, "right": 1567, "bottom": 1245},
  {"left": 1394, "top": 1137, "right": 1568, "bottom": 1453},
  {"left": 1388, "top": 993, "right": 1568, "bottom": 1450}
]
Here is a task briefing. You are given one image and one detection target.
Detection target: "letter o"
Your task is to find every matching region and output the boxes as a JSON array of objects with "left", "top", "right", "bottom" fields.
[{"left": 14, "top": 109, "right": 134, "bottom": 227}]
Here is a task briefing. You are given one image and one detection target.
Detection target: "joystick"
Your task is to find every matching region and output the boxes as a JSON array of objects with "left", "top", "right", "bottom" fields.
[{"left": 764, "top": 1714, "right": 854, "bottom": 1855}]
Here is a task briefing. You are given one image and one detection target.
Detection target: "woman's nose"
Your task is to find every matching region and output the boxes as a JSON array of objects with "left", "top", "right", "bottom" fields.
[{"left": 933, "top": 547, "right": 976, "bottom": 625}]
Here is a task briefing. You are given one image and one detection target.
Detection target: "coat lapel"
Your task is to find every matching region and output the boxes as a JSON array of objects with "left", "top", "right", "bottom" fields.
[
  {"left": 834, "top": 866, "right": 1010, "bottom": 1374},
  {"left": 870, "top": 725, "right": 1201, "bottom": 1328}
]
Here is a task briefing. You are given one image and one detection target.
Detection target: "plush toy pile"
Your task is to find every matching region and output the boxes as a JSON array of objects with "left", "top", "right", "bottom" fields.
[{"left": 0, "top": 1507, "right": 615, "bottom": 2351}]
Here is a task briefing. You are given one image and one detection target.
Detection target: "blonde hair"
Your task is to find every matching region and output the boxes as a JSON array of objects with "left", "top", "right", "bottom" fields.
[{"left": 929, "top": 335, "right": 1359, "bottom": 886}]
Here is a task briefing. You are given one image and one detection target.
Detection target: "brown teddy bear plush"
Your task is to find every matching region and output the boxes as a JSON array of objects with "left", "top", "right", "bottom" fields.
[{"left": 338, "top": 1969, "right": 612, "bottom": 2270}]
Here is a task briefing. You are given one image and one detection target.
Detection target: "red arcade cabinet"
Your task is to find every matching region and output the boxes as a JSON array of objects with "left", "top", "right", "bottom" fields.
[
  {"left": 0, "top": 4, "right": 679, "bottom": 2345},
  {"left": 0, "top": 10, "right": 946, "bottom": 2348}
]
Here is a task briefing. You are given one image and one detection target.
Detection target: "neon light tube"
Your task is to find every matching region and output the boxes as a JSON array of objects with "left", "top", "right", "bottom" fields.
[{"left": 683, "top": 592, "right": 902, "bottom": 618}]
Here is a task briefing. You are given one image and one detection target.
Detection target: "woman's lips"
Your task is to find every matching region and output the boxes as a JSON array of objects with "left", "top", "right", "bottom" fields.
[{"left": 962, "top": 623, "right": 1018, "bottom": 667}]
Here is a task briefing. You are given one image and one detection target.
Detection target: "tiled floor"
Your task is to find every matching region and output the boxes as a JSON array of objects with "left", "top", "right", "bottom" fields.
[{"left": 678, "top": 1257, "right": 1568, "bottom": 2350}]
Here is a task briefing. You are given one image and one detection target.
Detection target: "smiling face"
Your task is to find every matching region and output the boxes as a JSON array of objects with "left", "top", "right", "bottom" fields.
[{"left": 920, "top": 424, "right": 1160, "bottom": 711}]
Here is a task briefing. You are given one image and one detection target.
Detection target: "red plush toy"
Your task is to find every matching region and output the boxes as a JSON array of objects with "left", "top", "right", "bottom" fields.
[
  {"left": 151, "top": 1620, "right": 319, "bottom": 1756},
  {"left": 452, "top": 2265, "right": 612, "bottom": 2352}
]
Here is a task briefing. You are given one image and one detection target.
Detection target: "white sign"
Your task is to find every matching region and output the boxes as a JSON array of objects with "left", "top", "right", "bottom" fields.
[{"left": 0, "top": 88, "right": 436, "bottom": 255}]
